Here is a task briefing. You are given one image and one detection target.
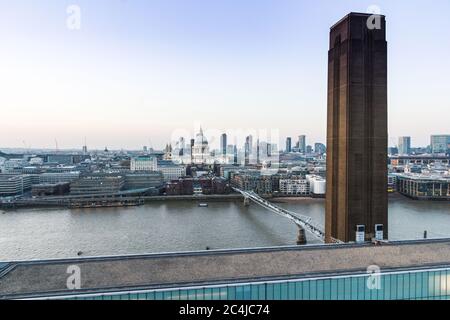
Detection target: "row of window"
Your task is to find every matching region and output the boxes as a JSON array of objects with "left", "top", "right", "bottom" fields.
[{"left": 63, "top": 268, "right": 450, "bottom": 300}]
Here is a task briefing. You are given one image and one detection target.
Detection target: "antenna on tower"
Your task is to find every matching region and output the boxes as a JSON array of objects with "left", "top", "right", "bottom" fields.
[{"left": 55, "top": 139, "right": 59, "bottom": 152}]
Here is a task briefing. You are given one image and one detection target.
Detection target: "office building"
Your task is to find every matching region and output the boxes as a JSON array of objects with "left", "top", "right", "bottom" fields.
[
  {"left": 70, "top": 175, "right": 125, "bottom": 195},
  {"left": 286, "top": 138, "right": 292, "bottom": 153},
  {"left": 279, "top": 178, "right": 310, "bottom": 196},
  {"left": 46, "top": 154, "right": 89, "bottom": 165},
  {"left": 231, "top": 173, "right": 273, "bottom": 195},
  {"left": 130, "top": 156, "right": 157, "bottom": 172},
  {"left": 124, "top": 172, "right": 164, "bottom": 190},
  {"left": 298, "top": 135, "right": 306, "bottom": 153},
  {"left": 39, "top": 172, "right": 80, "bottom": 184},
  {"left": 1, "top": 159, "right": 28, "bottom": 173},
  {"left": 431, "top": 135, "right": 450, "bottom": 154},
  {"left": 325, "top": 13, "right": 388, "bottom": 242},
  {"left": 0, "top": 174, "right": 32, "bottom": 196},
  {"left": 398, "top": 137, "right": 411, "bottom": 155},
  {"left": 245, "top": 136, "right": 251, "bottom": 166},
  {"left": 158, "top": 162, "right": 186, "bottom": 182},
  {"left": 220, "top": 134, "right": 227, "bottom": 156},
  {"left": 396, "top": 173, "right": 450, "bottom": 200}
]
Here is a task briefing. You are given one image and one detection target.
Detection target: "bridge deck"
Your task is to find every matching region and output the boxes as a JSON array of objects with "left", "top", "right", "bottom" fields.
[{"left": 2, "top": 239, "right": 450, "bottom": 299}]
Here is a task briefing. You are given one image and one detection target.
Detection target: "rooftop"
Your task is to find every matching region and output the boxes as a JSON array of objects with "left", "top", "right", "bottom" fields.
[
  {"left": 331, "top": 12, "right": 385, "bottom": 30},
  {"left": 395, "top": 173, "right": 450, "bottom": 182},
  {"left": 3, "top": 239, "right": 450, "bottom": 299}
]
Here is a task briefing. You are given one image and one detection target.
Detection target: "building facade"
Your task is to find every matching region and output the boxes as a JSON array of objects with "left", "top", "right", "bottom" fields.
[
  {"left": 70, "top": 175, "right": 125, "bottom": 195},
  {"left": 396, "top": 174, "right": 450, "bottom": 200},
  {"left": 0, "top": 174, "right": 32, "bottom": 196},
  {"left": 158, "top": 164, "right": 186, "bottom": 182},
  {"left": 39, "top": 172, "right": 80, "bottom": 184},
  {"left": 298, "top": 136, "right": 306, "bottom": 154},
  {"left": 286, "top": 138, "right": 292, "bottom": 153},
  {"left": 130, "top": 156, "right": 157, "bottom": 172},
  {"left": 431, "top": 135, "right": 450, "bottom": 154},
  {"left": 231, "top": 174, "right": 273, "bottom": 195},
  {"left": 279, "top": 178, "right": 310, "bottom": 196},
  {"left": 220, "top": 134, "right": 227, "bottom": 156},
  {"left": 124, "top": 172, "right": 163, "bottom": 190}
]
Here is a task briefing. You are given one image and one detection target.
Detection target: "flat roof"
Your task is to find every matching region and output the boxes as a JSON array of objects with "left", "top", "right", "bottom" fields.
[
  {"left": 331, "top": 12, "right": 385, "bottom": 30},
  {"left": 3, "top": 239, "right": 450, "bottom": 299}
]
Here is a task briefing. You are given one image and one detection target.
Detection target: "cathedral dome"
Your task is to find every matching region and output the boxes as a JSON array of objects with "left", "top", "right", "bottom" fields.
[{"left": 194, "top": 128, "right": 208, "bottom": 146}]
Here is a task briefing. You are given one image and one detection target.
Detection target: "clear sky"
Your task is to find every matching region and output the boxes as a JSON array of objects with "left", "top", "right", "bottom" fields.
[{"left": 0, "top": 0, "right": 449, "bottom": 150}]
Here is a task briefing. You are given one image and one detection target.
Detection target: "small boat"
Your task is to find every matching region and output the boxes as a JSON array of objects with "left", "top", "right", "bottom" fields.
[{"left": 198, "top": 203, "right": 209, "bottom": 208}]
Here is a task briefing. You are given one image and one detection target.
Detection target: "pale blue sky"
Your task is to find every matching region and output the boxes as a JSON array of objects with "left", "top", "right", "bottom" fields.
[{"left": 0, "top": 0, "right": 449, "bottom": 149}]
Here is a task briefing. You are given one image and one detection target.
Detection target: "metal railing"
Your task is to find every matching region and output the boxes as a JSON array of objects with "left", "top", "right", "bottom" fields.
[{"left": 233, "top": 188, "right": 342, "bottom": 244}]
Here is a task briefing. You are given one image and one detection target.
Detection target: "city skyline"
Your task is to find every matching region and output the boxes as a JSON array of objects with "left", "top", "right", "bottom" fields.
[
  {"left": 1, "top": 0, "right": 450, "bottom": 149},
  {"left": 0, "top": 4, "right": 450, "bottom": 303}
]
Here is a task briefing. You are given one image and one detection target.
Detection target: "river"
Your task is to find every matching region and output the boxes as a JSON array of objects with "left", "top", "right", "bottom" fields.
[{"left": 0, "top": 194, "right": 449, "bottom": 261}]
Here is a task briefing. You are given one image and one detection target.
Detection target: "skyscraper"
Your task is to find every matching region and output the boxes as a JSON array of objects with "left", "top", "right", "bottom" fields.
[
  {"left": 220, "top": 134, "right": 227, "bottom": 156},
  {"left": 245, "top": 136, "right": 251, "bottom": 166},
  {"left": 325, "top": 13, "right": 388, "bottom": 243},
  {"left": 256, "top": 138, "right": 260, "bottom": 164},
  {"left": 286, "top": 137, "right": 292, "bottom": 153},
  {"left": 179, "top": 137, "right": 185, "bottom": 156},
  {"left": 298, "top": 135, "right": 306, "bottom": 154},
  {"left": 398, "top": 136, "right": 411, "bottom": 155},
  {"left": 190, "top": 139, "right": 195, "bottom": 164}
]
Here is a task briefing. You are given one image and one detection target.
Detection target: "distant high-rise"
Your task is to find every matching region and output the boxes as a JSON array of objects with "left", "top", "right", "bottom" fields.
[
  {"left": 398, "top": 137, "right": 411, "bottom": 155},
  {"left": 220, "top": 134, "right": 227, "bottom": 156},
  {"left": 245, "top": 136, "right": 251, "bottom": 166},
  {"left": 431, "top": 135, "right": 450, "bottom": 154},
  {"left": 298, "top": 135, "right": 306, "bottom": 153},
  {"left": 286, "top": 137, "right": 292, "bottom": 153},
  {"left": 266, "top": 144, "right": 272, "bottom": 157},
  {"left": 179, "top": 137, "right": 185, "bottom": 156},
  {"left": 82, "top": 138, "right": 88, "bottom": 155},
  {"left": 325, "top": 13, "right": 388, "bottom": 243},
  {"left": 314, "top": 143, "right": 326, "bottom": 155},
  {"left": 256, "top": 139, "right": 260, "bottom": 164},
  {"left": 190, "top": 139, "right": 195, "bottom": 163}
]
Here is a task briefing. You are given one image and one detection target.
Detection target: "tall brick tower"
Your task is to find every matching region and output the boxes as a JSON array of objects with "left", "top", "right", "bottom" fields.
[{"left": 325, "top": 13, "right": 388, "bottom": 243}]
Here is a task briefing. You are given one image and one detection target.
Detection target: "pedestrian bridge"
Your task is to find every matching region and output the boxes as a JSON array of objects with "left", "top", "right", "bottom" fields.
[{"left": 232, "top": 188, "right": 341, "bottom": 244}]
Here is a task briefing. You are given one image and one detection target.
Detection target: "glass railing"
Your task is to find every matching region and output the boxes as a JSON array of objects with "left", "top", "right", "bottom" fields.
[{"left": 62, "top": 266, "right": 450, "bottom": 301}]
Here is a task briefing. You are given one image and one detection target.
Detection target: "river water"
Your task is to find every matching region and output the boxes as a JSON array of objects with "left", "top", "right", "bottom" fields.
[{"left": 0, "top": 194, "right": 449, "bottom": 261}]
